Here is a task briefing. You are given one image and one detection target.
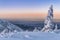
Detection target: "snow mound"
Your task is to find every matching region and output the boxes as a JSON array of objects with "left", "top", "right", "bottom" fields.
[{"left": 0, "top": 32, "right": 60, "bottom": 40}]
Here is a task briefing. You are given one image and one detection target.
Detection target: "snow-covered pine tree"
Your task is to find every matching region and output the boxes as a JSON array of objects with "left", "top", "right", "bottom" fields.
[
  {"left": 41, "top": 5, "right": 54, "bottom": 32},
  {"left": 33, "top": 27, "right": 39, "bottom": 32}
]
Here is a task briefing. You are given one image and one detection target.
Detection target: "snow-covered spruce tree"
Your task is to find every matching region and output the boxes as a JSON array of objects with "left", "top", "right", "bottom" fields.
[
  {"left": 54, "top": 24, "right": 58, "bottom": 31},
  {"left": 33, "top": 27, "right": 39, "bottom": 32},
  {"left": 41, "top": 5, "right": 54, "bottom": 32}
]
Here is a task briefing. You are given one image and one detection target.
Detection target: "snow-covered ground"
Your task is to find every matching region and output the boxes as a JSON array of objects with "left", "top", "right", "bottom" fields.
[{"left": 0, "top": 32, "right": 60, "bottom": 40}]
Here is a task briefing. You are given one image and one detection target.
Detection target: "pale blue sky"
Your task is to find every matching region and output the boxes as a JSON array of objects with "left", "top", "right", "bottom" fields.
[
  {"left": 0, "top": 0, "right": 60, "bottom": 21},
  {"left": 0, "top": 0, "right": 59, "bottom": 8},
  {"left": 0, "top": 0, "right": 60, "bottom": 13}
]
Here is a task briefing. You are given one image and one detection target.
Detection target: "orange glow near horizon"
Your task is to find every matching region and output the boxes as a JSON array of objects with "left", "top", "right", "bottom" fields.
[
  {"left": 0, "top": 12, "right": 60, "bottom": 21},
  {"left": 0, "top": 13, "right": 46, "bottom": 20}
]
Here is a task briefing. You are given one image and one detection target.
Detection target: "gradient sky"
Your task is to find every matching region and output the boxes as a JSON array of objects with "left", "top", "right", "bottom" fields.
[{"left": 0, "top": 0, "right": 60, "bottom": 21}]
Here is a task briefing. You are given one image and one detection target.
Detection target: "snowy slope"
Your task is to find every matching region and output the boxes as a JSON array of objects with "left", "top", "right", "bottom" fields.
[{"left": 0, "top": 32, "right": 60, "bottom": 40}]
